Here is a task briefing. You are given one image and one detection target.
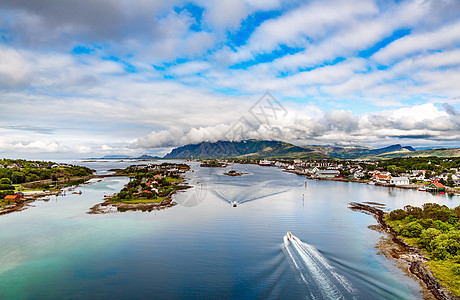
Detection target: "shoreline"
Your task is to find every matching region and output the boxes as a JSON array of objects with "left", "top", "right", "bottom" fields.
[
  {"left": 349, "top": 202, "right": 458, "bottom": 300},
  {"left": 284, "top": 169, "right": 460, "bottom": 196},
  {"left": 0, "top": 174, "right": 121, "bottom": 216}
]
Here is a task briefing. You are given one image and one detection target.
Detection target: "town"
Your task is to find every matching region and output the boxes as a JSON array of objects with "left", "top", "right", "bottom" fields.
[{"left": 203, "top": 157, "right": 460, "bottom": 194}]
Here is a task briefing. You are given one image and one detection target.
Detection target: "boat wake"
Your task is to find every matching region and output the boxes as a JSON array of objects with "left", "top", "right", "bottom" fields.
[
  {"left": 283, "top": 233, "right": 356, "bottom": 299},
  {"left": 212, "top": 180, "right": 293, "bottom": 207}
]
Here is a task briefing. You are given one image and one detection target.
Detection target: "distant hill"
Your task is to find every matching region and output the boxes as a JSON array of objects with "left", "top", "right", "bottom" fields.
[
  {"left": 359, "top": 148, "right": 460, "bottom": 159},
  {"left": 136, "top": 154, "right": 161, "bottom": 159},
  {"left": 303, "top": 144, "right": 414, "bottom": 159},
  {"left": 99, "top": 154, "right": 160, "bottom": 160},
  {"left": 101, "top": 155, "right": 132, "bottom": 159}
]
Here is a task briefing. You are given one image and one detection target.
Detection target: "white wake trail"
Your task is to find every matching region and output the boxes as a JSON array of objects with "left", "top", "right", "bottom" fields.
[{"left": 283, "top": 233, "right": 356, "bottom": 299}]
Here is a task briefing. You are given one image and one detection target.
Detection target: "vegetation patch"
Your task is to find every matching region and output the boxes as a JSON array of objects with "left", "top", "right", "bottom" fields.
[{"left": 387, "top": 203, "right": 460, "bottom": 296}]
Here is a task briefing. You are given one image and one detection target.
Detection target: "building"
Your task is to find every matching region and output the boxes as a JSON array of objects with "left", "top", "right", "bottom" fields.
[
  {"left": 4, "top": 194, "right": 20, "bottom": 202},
  {"left": 317, "top": 170, "right": 340, "bottom": 178},
  {"left": 373, "top": 173, "right": 391, "bottom": 183},
  {"left": 427, "top": 182, "right": 445, "bottom": 192},
  {"left": 390, "top": 177, "right": 410, "bottom": 186}
]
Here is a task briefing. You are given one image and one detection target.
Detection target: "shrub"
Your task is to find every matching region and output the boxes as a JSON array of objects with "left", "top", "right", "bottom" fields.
[
  {"left": 433, "top": 220, "right": 451, "bottom": 232},
  {"left": 401, "top": 222, "right": 423, "bottom": 238},
  {"left": 418, "top": 218, "right": 435, "bottom": 229},
  {"left": 0, "top": 184, "right": 14, "bottom": 190},
  {"left": 453, "top": 264, "right": 460, "bottom": 276},
  {"left": 430, "top": 231, "right": 460, "bottom": 260},
  {"left": 0, "top": 178, "right": 12, "bottom": 185},
  {"left": 0, "top": 190, "right": 15, "bottom": 199},
  {"left": 389, "top": 209, "right": 407, "bottom": 220},
  {"left": 419, "top": 228, "right": 441, "bottom": 251}
]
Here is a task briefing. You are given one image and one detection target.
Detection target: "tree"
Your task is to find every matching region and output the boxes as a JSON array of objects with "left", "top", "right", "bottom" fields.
[
  {"left": 400, "top": 222, "right": 423, "bottom": 238},
  {"left": 419, "top": 228, "right": 441, "bottom": 251},
  {"left": 0, "top": 178, "right": 12, "bottom": 185}
]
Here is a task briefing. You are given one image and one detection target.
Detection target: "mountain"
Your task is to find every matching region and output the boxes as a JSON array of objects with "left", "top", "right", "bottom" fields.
[
  {"left": 164, "top": 140, "right": 421, "bottom": 160},
  {"left": 163, "top": 140, "right": 328, "bottom": 159}
]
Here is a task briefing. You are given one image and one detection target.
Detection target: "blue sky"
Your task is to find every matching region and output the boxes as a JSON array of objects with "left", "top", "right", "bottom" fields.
[{"left": 0, "top": 0, "right": 459, "bottom": 158}]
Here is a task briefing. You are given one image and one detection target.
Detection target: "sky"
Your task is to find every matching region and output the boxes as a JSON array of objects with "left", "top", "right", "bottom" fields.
[{"left": 0, "top": 0, "right": 460, "bottom": 159}]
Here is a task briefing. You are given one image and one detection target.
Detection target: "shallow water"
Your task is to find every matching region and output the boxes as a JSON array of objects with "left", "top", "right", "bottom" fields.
[{"left": 0, "top": 161, "right": 458, "bottom": 299}]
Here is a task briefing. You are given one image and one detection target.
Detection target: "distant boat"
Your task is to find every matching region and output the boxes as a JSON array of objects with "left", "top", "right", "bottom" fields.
[
  {"left": 72, "top": 190, "right": 82, "bottom": 195},
  {"left": 287, "top": 232, "right": 293, "bottom": 240},
  {"left": 368, "top": 182, "right": 375, "bottom": 185},
  {"left": 418, "top": 187, "right": 427, "bottom": 191},
  {"left": 259, "top": 160, "right": 272, "bottom": 166},
  {"left": 231, "top": 201, "right": 238, "bottom": 207}
]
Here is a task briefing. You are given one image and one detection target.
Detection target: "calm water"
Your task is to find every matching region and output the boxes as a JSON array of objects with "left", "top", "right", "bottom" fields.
[{"left": 0, "top": 160, "right": 458, "bottom": 299}]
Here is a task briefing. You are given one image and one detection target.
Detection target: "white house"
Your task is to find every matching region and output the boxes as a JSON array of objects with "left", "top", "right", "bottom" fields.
[
  {"left": 390, "top": 177, "right": 410, "bottom": 186},
  {"left": 317, "top": 169, "right": 340, "bottom": 178}
]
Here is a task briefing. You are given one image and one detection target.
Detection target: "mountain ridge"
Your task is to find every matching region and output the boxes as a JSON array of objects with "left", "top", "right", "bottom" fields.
[{"left": 163, "top": 140, "right": 424, "bottom": 159}]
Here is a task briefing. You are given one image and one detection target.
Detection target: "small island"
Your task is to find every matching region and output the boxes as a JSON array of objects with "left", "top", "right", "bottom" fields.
[
  {"left": 223, "top": 170, "right": 248, "bottom": 176},
  {"left": 200, "top": 160, "right": 228, "bottom": 167},
  {"left": 89, "top": 163, "right": 191, "bottom": 213}
]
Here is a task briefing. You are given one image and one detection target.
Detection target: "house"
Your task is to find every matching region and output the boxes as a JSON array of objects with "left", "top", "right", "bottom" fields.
[
  {"left": 427, "top": 182, "right": 445, "bottom": 192},
  {"left": 4, "top": 194, "right": 20, "bottom": 202},
  {"left": 373, "top": 173, "right": 391, "bottom": 183},
  {"left": 317, "top": 169, "right": 340, "bottom": 178},
  {"left": 390, "top": 177, "right": 410, "bottom": 186}
]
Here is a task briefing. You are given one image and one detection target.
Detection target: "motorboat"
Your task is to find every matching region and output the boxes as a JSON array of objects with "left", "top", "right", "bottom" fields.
[
  {"left": 231, "top": 201, "right": 238, "bottom": 207},
  {"left": 418, "top": 187, "right": 427, "bottom": 191},
  {"left": 287, "top": 232, "right": 293, "bottom": 240}
]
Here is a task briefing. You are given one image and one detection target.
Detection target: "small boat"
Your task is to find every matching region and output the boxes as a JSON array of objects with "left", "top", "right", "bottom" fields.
[
  {"left": 418, "top": 187, "right": 427, "bottom": 191},
  {"left": 231, "top": 201, "right": 238, "bottom": 207},
  {"left": 287, "top": 232, "right": 293, "bottom": 240},
  {"left": 72, "top": 190, "right": 82, "bottom": 195}
]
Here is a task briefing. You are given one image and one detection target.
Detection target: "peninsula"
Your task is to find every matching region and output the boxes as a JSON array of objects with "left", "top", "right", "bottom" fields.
[{"left": 89, "top": 162, "right": 191, "bottom": 213}]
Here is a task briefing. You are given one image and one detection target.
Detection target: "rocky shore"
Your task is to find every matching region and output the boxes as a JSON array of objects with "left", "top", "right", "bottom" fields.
[{"left": 349, "top": 202, "right": 458, "bottom": 300}]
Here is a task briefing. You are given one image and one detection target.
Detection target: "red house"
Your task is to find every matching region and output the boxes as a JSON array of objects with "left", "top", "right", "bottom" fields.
[{"left": 4, "top": 194, "right": 20, "bottom": 202}]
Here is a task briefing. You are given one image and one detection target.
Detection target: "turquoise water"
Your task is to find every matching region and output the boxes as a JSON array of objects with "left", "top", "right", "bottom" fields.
[{"left": 0, "top": 161, "right": 458, "bottom": 299}]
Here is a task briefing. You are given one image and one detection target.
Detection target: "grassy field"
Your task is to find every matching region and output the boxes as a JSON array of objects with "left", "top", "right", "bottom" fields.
[
  {"left": 111, "top": 196, "right": 166, "bottom": 204},
  {"left": 428, "top": 261, "right": 460, "bottom": 297}
]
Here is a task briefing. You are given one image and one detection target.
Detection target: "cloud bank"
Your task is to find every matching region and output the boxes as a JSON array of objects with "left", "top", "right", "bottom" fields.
[{"left": 0, "top": 0, "right": 459, "bottom": 157}]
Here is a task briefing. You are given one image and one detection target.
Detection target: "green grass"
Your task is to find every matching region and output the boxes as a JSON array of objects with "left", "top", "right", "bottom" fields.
[
  {"left": 164, "top": 177, "right": 183, "bottom": 183},
  {"left": 428, "top": 261, "right": 460, "bottom": 297},
  {"left": 111, "top": 196, "right": 166, "bottom": 204}
]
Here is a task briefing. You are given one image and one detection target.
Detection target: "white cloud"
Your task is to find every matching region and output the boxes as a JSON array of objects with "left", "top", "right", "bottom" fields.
[{"left": 373, "top": 20, "right": 460, "bottom": 64}]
